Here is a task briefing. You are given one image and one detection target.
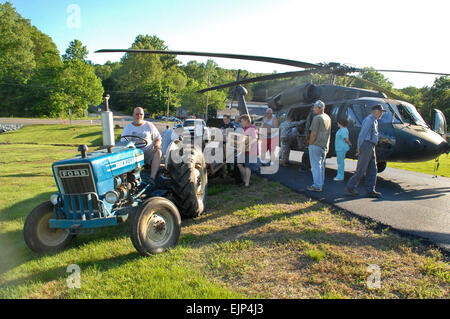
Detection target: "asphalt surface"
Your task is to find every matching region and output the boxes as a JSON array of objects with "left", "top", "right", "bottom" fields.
[{"left": 262, "top": 155, "right": 450, "bottom": 251}]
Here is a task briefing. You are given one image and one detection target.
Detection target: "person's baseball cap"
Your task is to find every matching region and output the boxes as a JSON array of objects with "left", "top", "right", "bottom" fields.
[
  {"left": 372, "top": 104, "right": 387, "bottom": 112},
  {"left": 313, "top": 100, "right": 325, "bottom": 108}
]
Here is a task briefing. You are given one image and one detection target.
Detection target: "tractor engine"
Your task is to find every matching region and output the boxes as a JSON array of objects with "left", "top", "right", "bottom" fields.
[{"left": 49, "top": 144, "right": 145, "bottom": 229}]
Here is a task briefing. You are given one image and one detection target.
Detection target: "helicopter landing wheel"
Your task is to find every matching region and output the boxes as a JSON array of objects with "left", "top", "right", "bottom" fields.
[{"left": 377, "top": 161, "right": 387, "bottom": 173}]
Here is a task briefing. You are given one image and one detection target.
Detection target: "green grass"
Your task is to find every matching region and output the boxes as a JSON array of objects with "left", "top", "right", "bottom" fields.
[
  {"left": 305, "top": 247, "right": 326, "bottom": 262},
  {"left": 388, "top": 154, "right": 450, "bottom": 178},
  {"left": 0, "top": 125, "right": 449, "bottom": 299}
]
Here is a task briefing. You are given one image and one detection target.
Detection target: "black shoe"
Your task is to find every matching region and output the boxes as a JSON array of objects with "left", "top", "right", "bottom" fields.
[
  {"left": 345, "top": 187, "right": 359, "bottom": 197},
  {"left": 307, "top": 185, "right": 322, "bottom": 192},
  {"left": 366, "top": 191, "right": 382, "bottom": 198}
]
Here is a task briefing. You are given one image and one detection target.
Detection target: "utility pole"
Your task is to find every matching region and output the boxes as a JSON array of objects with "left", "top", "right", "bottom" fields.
[
  {"left": 205, "top": 75, "right": 210, "bottom": 121},
  {"left": 166, "top": 87, "right": 170, "bottom": 118}
]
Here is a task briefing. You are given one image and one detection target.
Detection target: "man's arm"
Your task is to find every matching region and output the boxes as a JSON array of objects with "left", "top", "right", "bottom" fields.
[
  {"left": 149, "top": 122, "right": 162, "bottom": 149},
  {"left": 357, "top": 117, "right": 371, "bottom": 152},
  {"left": 309, "top": 131, "right": 317, "bottom": 145},
  {"left": 309, "top": 117, "right": 318, "bottom": 145}
]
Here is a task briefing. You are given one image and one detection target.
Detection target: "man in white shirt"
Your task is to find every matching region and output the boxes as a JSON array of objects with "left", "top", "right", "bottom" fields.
[{"left": 121, "top": 107, "right": 162, "bottom": 181}]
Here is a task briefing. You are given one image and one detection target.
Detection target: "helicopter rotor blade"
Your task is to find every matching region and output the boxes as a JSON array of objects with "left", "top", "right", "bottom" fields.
[
  {"left": 355, "top": 69, "right": 450, "bottom": 77},
  {"left": 347, "top": 75, "right": 407, "bottom": 101},
  {"left": 95, "top": 49, "right": 321, "bottom": 69},
  {"left": 196, "top": 68, "right": 328, "bottom": 93}
]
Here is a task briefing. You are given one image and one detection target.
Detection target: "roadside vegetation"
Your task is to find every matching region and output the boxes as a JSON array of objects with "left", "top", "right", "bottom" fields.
[
  {"left": 0, "top": 125, "right": 448, "bottom": 299},
  {"left": 388, "top": 154, "right": 449, "bottom": 178}
]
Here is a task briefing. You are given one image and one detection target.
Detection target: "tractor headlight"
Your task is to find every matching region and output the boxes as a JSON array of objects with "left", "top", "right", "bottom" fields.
[
  {"left": 50, "top": 193, "right": 59, "bottom": 205},
  {"left": 105, "top": 191, "right": 119, "bottom": 204}
]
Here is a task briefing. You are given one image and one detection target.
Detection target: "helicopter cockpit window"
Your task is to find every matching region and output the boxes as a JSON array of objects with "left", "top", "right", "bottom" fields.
[{"left": 391, "top": 102, "right": 427, "bottom": 127}]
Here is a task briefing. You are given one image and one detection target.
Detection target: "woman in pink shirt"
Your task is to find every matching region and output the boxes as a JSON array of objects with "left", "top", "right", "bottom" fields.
[{"left": 236, "top": 114, "right": 259, "bottom": 187}]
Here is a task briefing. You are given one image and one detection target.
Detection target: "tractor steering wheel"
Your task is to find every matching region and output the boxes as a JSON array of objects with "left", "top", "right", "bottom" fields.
[{"left": 121, "top": 135, "right": 148, "bottom": 149}]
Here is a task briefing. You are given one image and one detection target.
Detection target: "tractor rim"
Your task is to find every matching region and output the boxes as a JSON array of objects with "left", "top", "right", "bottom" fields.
[
  {"left": 194, "top": 164, "right": 203, "bottom": 195},
  {"left": 36, "top": 212, "right": 70, "bottom": 247},
  {"left": 145, "top": 209, "right": 173, "bottom": 246}
]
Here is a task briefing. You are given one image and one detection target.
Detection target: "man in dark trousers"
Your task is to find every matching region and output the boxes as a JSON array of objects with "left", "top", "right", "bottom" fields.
[{"left": 346, "top": 104, "right": 386, "bottom": 198}]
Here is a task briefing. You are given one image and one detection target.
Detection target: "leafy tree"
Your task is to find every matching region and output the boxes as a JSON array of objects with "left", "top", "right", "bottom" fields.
[
  {"left": 62, "top": 39, "right": 88, "bottom": 62},
  {"left": 421, "top": 76, "right": 450, "bottom": 127},
  {"left": 0, "top": 2, "right": 35, "bottom": 82}
]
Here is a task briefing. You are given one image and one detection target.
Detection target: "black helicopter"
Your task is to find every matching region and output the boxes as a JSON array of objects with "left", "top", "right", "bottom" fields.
[{"left": 96, "top": 49, "right": 449, "bottom": 172}]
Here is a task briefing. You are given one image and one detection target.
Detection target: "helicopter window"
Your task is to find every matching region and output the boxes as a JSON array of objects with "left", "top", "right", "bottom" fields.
[
  {"left": 391, "top": 102, "right": 427, "bottom": 126},
  {"left": 363, "top": 100, "right": 401, "bottom": 124},
  {"left": 345, "top": 107, "right": 361, "bottom": 127},
  {"left": 350, "top": 104, "right": 366, "bottom": 123},
  {"left": 331, "top": 105, "right": 340, "bottom": 120}
]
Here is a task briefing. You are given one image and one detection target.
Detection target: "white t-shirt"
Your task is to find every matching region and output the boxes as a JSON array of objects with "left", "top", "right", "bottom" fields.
[{"left": 121, "top": 121, "right": 161, "bottom": 152}]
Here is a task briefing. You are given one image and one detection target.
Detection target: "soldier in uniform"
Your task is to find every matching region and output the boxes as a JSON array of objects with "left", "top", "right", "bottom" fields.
[{"left": 279, "top": 114, "right": 305, "bottom": 166}]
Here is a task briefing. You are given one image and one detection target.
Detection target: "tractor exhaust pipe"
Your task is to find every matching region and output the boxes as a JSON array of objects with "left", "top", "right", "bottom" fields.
[{"left": 102, "top": 94, "right": 115, "bottom": 153}]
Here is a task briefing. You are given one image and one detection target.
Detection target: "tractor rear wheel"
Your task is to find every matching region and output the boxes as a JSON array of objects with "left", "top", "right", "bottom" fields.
[
  {"left": 23, "top": 201, "right": 75, "bottom": 254},
  {"left": 167, "top": 145, "right": 208, "bottom": 218},
  {"left": 130, "top": 197, "right": 181, "bottom": 256}
]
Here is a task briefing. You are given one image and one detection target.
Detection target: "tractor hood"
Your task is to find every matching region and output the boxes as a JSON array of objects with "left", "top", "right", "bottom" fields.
[{"left": 52, "top": 146, "right": 144, "bottom": 196}]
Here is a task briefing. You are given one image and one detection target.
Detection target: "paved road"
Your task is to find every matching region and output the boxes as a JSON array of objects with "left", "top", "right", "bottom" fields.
[{"left": 262, "top": 155, "right": 450, "bottom": 251}]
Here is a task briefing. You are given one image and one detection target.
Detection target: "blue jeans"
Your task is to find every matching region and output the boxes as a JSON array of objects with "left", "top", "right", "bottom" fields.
[
  {"left": 347, "top": 141, "right": 377, "bottom": 193},
  {"left": 335, "top": 150, "right": 348, "bottom": 180},
  {"left": 308, "top": 144, "right": 326, "bottom": 189}
]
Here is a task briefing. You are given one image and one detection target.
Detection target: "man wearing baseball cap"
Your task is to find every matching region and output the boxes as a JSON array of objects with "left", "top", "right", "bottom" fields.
[
  {"left": 346, "top": 104, "right": 386, "bottom": 198},
  {"left": 307, "top": 100, "right": 331, "bottom": 192}
]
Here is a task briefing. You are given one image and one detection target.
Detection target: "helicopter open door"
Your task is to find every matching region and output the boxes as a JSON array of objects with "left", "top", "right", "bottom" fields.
[{"left": 430, "top": 109, "right": 447, "bottom": 140}]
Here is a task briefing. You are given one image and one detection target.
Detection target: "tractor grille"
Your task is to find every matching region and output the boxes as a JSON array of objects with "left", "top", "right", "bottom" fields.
[
  {"left": 62, "top": 193, "right": 100, "bottom": 219},
  {"left": 54, "top": 164, "right": 100, "bottom": 217},
  {"left": 54, "top": 164, "right": 96, "bottom": 195}
]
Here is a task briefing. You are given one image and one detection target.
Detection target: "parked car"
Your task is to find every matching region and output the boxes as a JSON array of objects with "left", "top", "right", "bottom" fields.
[{"left": 182, "top": 119, "right": 210, "bottom": 141}]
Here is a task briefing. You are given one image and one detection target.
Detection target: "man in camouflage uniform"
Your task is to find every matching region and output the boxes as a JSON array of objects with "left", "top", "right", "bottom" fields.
[{"left": 279, "top": 114, "right": 305, "bottom": 166}]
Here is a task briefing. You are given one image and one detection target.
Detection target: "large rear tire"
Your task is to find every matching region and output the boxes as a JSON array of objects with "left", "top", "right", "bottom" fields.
[
  {"left": 130, "top": 197, "right": 181, "bottom": 256},
  {"left": 167, "top": 145, "right": 208, "bottom": 218},
  {"left": 23, "top": 201, "right": 75, "bottom": 254}
]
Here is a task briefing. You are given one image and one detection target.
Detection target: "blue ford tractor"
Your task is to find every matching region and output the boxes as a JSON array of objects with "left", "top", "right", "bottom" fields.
[{"left": 23, "top": 107, "right": 208, "bottom": 256}]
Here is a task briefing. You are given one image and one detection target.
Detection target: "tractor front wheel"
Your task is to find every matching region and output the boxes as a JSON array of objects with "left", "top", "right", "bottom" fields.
[
  {"left": 23, "top": 201, "right": 75, "bottom": 254},
  {"left": 130, "top": 197, "right": 181, "bottom": 256}
]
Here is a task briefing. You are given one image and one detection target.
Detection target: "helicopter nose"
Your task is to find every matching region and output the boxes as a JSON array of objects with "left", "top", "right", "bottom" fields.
[{"left": 412, "top": 139, "right": 421, "bottom": 149}]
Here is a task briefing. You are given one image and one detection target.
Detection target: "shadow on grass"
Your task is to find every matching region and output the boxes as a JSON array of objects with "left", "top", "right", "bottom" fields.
[
  {"left": 181, "top": 175, "right": 441, "bottom": 260},
  {"left": 0, "top": 251, "right": 141, "bottom": 290},
  {"left": 0, "top": 173, "right": 53, "bottom": 178},
  {"left": 0, "top": 192, "right": 54, "bottom": 223},
  {"left": 0, "top": 222, "right": 133, "bottom": 277}
]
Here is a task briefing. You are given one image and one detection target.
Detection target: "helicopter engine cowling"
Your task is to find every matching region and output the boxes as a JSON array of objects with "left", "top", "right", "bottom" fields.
[
  {"left": 267, "top": 84, "right": 386, "bottom": 111},
  {"left": 268, "top": 83, "right": 320, "bottom": 111}
]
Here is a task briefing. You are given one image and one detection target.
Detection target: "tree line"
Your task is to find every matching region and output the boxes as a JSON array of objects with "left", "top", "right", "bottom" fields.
[{"left": 0, "top": 2, "right": 448, "bottom": 126}]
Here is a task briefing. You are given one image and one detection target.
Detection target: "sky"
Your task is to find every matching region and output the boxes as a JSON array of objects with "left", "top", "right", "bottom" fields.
[{"left": 7, "top": 0, "right": 450, "bottom": 89}]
